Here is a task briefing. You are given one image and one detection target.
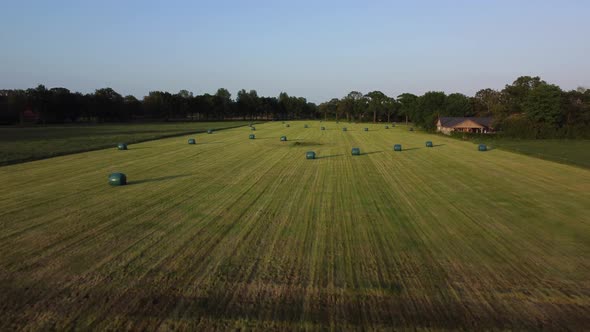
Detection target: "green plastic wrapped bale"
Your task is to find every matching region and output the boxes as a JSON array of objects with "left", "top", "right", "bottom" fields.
[
  {"left": 249, "top": 134, "right": 255, "bottom": 139},
  {"left": 394, "top": 144, "right": 402, "bottom": 151},
  {"left": 304, "top": 124, "right": 309, "bottom": 128},
  {"left": 409, "top": 127, "right": 414, "bottom": 131},
  {"left": 280, "top": 136, "right": 287, "bottom": 141},
  {"left": 117, "top": 143, "right": 127, "bottom": 150},
  {"left": 385, "top": 126, "right": 389, "bottom": 129},
  {"left": 109, "top": 173, "right": 127, "bottom": 186},
  {"left": 342, "top": 127, "right": 347, "bottom": 132},
  {"left": 207, "top": 129, "right": 213, "bottom": 134},
  {"left": 479, "top": 144, "right": 487, "bottom": 151},
  {"left": 363, "top": 128, "right": 369, "bottom": 132},
  {"left": 306, "top": 151, "right": 316, "bottom": 159},
  {"left": 285, "top": 124, "right": 290, "bottom": 127},
  {"left": 351, "top": 147, "right": 361, "bottom": 155},
  {"left": 426, "top": 141, "right": 433, "bottom": 147},
  {"left": 188, "top": 138, "right": 196, "bottom": 145},
  {"left": 321, "top": 126, "right": 326, "bottom": 130}
]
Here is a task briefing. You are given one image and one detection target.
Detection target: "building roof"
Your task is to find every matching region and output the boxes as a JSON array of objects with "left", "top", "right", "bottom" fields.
[{"left": 438, "top": 117, "right": 493, "bottom": 128}]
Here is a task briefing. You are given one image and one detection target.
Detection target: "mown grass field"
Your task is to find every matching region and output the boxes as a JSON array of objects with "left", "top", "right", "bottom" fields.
[
  {"left": 0, "top": 121, "right": 250, "bottom": 165},
  {"left": 472, "top": 138, "right": 590, "bottom": 169},
  {"left": 1, "top": 121, "right": 589, "bottom": 330}
]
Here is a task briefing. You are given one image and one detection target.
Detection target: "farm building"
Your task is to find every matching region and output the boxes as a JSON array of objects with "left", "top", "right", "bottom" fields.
[{"left": 437, "top": 117, "right": 494, "bottom": 134}]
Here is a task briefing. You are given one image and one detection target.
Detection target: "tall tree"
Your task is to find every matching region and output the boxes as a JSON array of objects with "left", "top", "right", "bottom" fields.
[
  {"left": 143, "top": 91, "right": 172, "bottom": 119},
  {"left": 383, "top": 97, "right": 399, "bottom": 123},
  {"left": 474, "top": 88, "right": 506, "bottom": 118},
  {"left": 26, "top": 84, "right": 50, "bottom": 123},
  {"left": 502, "top": 76, "right": 545, "bottom": 114},
  {"left": 0, "top": 89, "right": 27, "bottom": 124},
  {"left": 345, "top": 91, "right": 365, "bottom": 122},
  {"left": 237, "top": 89, "right": 260, "bottom": 120},
  {"left": 365, "top": 91, "right": 388, "bottom": 123},
  {"left": 214, "top": 88, "right": 232, "bottom": 119},
  {"left": 397, "top": 93, "right": 418, "bottom": 124},
  {"left": 523, "top": 83, "right": 564, "bottom": 127},
  {"left": 248, "top": 90, "right": 260, "bottom": 119},
  {"left": 93, "top": 88, "right": 124, "bottom": 121},
  {"left": 319, "top": 98, "right": 339, "bottom": 121},
  {"left": 414, "top": 91, "right": 446, "bottom": 130},
  {"left": 123, "top": 95, "right": 142, "bottom": 119},
  {"left": 444, "top": 93, "right": 472, "bottom": 117},
  {"left": 278, "top": 92, "right": 291, "bottom": 119}
]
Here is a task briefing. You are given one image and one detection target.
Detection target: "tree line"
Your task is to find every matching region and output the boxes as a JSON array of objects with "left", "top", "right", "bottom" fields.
[
  {"left": 318, "top": 77, "right": 590, "bottom": 138},
  {"left": 0, "top": 87, "right": 317, "bottom": 124},
  {"left": 1, "top": 76, "right": 589, "bottom": 138}
]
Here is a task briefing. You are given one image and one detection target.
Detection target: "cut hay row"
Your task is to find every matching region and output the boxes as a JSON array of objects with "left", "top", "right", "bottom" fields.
[{"left": 0, "top": 121, "right": 589, "bottom": 330}]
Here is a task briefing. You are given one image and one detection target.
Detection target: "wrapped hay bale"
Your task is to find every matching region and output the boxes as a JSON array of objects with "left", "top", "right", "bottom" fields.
[{"left": 108, "top": 173, "right": 127, "bottom": 186}]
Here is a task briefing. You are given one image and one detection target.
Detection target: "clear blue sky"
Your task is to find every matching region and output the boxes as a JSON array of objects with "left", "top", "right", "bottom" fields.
[{"left": 1, "top": 0, "right": 588, "bottom": 103}]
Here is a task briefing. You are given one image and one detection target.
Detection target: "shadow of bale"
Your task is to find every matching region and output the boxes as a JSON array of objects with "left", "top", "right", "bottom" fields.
[{"left": 128, "top": 174, "right": 192, "bottom": 185}]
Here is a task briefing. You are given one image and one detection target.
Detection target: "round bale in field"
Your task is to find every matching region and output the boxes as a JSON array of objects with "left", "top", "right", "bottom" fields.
[
  {"left": 479, "top": 144, "right": 487, "bottom": 151},
  {"left": 394, "top": 144, "right": 402, "bottom": 151},
  {"left": 117, "top": 143, "right": 127, "bottom": 150},
  {"left": 280, "top": 136, "right": 287, "bottom": 141},
  {"left": 306, "top": 151, "right": 316, "bottom": 159},
  {"left": 249, "top": 134, "right": 256, "bottom": 139},
  {"left": 351, "top": 147, "right": 361, "bottom": 155},
  {"left": 188, "top": 138, "right": 196, "bottom": 144},
  {"left": 321, "top": 126, "right": 326, "bottom": 130},
  {"left": 364, "top": 128, "right": 369, "bottom": 132},
  {"left": 285, "top": 124, "right": 290, "bottom": 127},
  {"left": 385, "top": 125, "right": 389, "bottom": 129},
  {"left": 304, "top": 124, "right": 309, "bottom": 128},
  {"left": 426, "top": 141, "right": 433, "bottom": 147},
  {"left": 342, "top": 127, "right": 347, "bottom": 132},
  {"left": 109, "top": 173, "right": 127, "bottom": 186},
  {"left": 207, "top": 129, "right": 213, "bottom": 134}
]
